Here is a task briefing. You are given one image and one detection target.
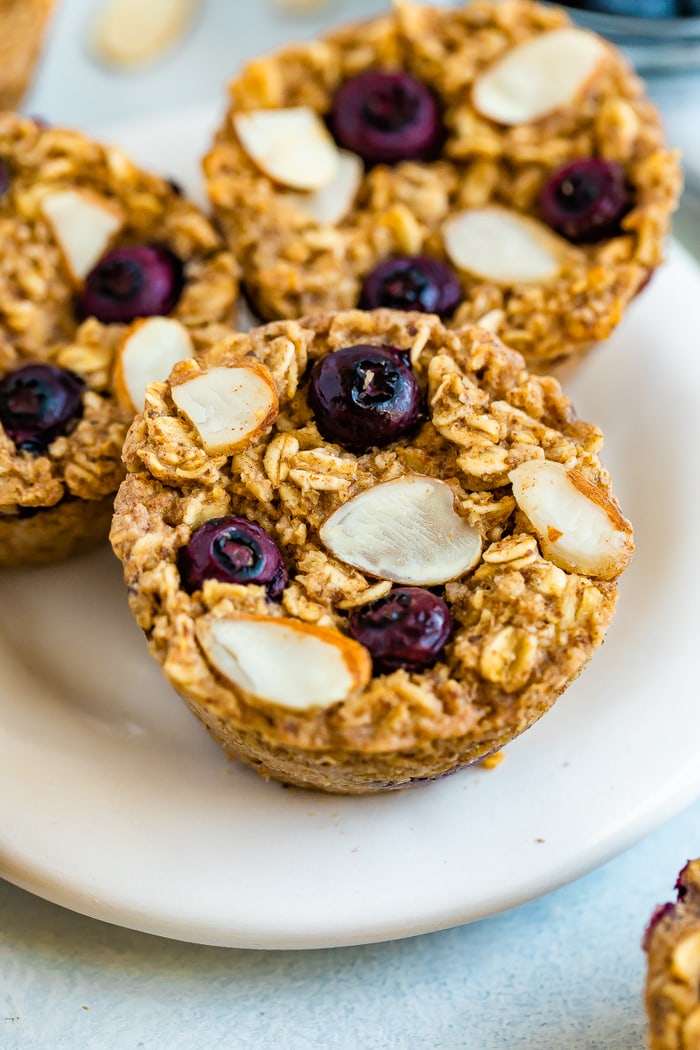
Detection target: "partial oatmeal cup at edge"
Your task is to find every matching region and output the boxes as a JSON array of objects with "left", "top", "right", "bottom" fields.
[
  {"left": 0, "top": 113, "right": 239, "bottom": 565},
  {"left": 110, "top": 309, "right": 634, "bottom": 794}
]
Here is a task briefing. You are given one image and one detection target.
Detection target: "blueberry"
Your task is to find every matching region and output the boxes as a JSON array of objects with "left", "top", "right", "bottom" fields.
[
  {"left": 178, "top": 516, "right": 287, "bottom": 598},
  {"left": 308, "top": 344, "right": 421, "bottom": 452},
  {"left": 540, "top": 158, "right": 632, "bottom": 243},
  {"left": 77, "top": 243, "right": 184, "bottom": 324},
  {"left": 642, "top": 902, "right": 675, "bottom": 951},
  {"left": 563, "top": 1, "right": 677, "bottom": 14},
  {"left": 360, "top": 255, "right": 462, "bottom": 317},
  {"left": 330, "top": 70, "right": 442, "bottom": 166},
  {"left": 0, "top": 363, "right": 84, "bottom": 452},
  {"left": 347, "top": 587, "right": 451, "bottom": 674},
  {"left": 0, "top": 158, "right": 9, "bottom": 198}
]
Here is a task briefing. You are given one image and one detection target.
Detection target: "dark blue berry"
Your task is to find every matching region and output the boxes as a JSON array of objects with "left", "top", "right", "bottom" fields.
[
  {"left": 179, "top": 516, "right": 287, "bottom": 598},
  {"left": 360, "top": 255, "right": 461, "bottom": 317},
  {"left": 541, "top": 158, "right": 632, "bottom": 243},
  {"left": 0, "top": 364, "right": 84, "bottom": 453},
  {"left": 308, "top": 344, "right": 422, "bottom": 452},
  {"left": 77, "top": 243, "right": 184, "bottom": 324},
  {"left": 347, "top": 586, "right": 451, "bottom": 674},
  {"left": 331, "top": 70, "right": 442, "bottom": 166}
]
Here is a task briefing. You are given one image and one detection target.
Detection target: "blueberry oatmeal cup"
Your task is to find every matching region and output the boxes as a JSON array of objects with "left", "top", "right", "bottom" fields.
[
  {"left": 203, "top": 0, "right": 681, "bottom": 366},
  {"left": 0, "top": 113, "right": 239, "bottom": 565},
  {"left": 111, "top": 309, "right": 633, "bottom": 794},
  {"left": 645, "top": 861, "right": 700, "bottom": 1050},
  {"left": 0, "top": 0, "right": 54, "bottom": 110}
]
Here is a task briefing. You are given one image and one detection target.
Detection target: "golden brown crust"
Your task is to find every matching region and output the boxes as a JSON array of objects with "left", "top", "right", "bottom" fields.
[
  {"left": 111, "top": 309, "right": 627, "bottom": 793},
  {"left": 0, "top": 0, "right": 53, "bottom": 110},
  {"left": 0, "top": 113, "right": 239, "bottom": 565},
  {"left": 645, "top": 861, "right": 700, "bottom": 1050},
  {"left": 204, "top": 0, "right": 681, "bottom": 365},
  {"left": 0, "top": 493, "right": 115, "bottom": 565}
]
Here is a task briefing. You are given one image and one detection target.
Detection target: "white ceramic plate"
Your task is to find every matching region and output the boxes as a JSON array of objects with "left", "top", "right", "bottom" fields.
[{"left": 1, "top": 107, "right": 699, "bottom": 950}]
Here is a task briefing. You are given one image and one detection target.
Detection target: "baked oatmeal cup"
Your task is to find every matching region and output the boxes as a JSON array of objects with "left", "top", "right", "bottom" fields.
[
  {"left": 111, "top": 308, "right": 634, "bottom": 794},
  {"left": 203, "top": 0, "right": 681, "bottom": 366},
  {"left": 0, "top": 0, "right": 54, "bottom": 110},
  {"left": 0, "top": 112, "right": 239, "bottom": 564},
  {"left": 645, "top": 861, "right": 700, "bottom": 1050}
]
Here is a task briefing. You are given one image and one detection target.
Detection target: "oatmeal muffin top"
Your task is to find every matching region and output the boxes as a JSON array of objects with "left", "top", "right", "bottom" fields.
[
  {"left": 204, "top": 0, "right": 680, "bottom": 364},
  {"left": 111, "top": 309, "right": 633, "bottom": 792},
  {"left": 0, "top": 113, "right": 238, "bottom": 531}
]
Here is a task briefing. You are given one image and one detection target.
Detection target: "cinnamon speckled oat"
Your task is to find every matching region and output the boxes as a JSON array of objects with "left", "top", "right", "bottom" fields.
[
  {"left": 111, "top": 309, "right": 632, "bottom": 794},
  {"left": 204, "top": 0, "right": 680, "bottom": 365},
  {"left": 0, "top": 113, "right": 239, "bottom": 564}
]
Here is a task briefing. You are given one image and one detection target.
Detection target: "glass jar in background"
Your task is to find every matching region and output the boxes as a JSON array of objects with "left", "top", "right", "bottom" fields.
[{"left": 558, "top": 3, "right": 700, "bottom": 71}]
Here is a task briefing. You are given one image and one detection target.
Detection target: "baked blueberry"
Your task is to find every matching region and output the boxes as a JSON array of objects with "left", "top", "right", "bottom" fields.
[
  {"left": 360, "top": 255, "right": 461, "bottom": 317},
  {"left": 330, "top": 70, "right": 442, "bottom": 166},
  {"left": 179, "top": 516, "right": 287, "bottom": 598},
  {"left": 308, "top": 344, "right": 421, "bottom": 452},
  {"left": 347, "top": 587, "right": 452, "bottom": 674},
  {"left": 0, "top": 363, "right": 84, "bottom": 452},
  {"left": 77, "top": 243, "right": 184, "bottom": 324},
  {"left": 541, "top": 158, "right": 632, "bottom": 243}
]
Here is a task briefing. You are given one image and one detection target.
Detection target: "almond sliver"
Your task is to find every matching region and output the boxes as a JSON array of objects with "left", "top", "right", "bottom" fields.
[
  {"left": 171, "top": 362, "right": 279, "bottom": 455},
  {"left": 196, "top": 615, "right": 371, "bottom": 711},
  {"left": 472, "top": 27, "right": 607, "bottom": 126}
]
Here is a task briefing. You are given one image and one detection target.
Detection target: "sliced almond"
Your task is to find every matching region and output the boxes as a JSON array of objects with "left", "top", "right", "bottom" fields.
[
  {"left": 92, "top": 0, "right": 199, "bottom": 69},
  {"left": 671, "top": 931, "right": 700, "bottom": 986},
  {"left": 114, "top": 317, "right": 194, "bottom": 413},
  {"left": 472, "top": 27, "right": 607, "bottom": 126},
  {"left": 319, "top": 475, "right": 482, "bottom": 585},
  {"left": 171, "top": 361, "right": 278, "bottom": 455},
  {"left": 443, "top": 206, "right": 568, "bottom": 285},
  {"left": 509, "top": 459, "right": 634, "bottom": 580},
  {"left": 233, "top": 107, "right": 340, "bottom": 192},
  {"left": 40, "top": 189, "right": 124, "bottom": 283},
  {"left": 196, "top": 615, "right": 371, "bottom": 712},
  {"left": 287, "top": 150, "right": 363, "bottom": 226}
]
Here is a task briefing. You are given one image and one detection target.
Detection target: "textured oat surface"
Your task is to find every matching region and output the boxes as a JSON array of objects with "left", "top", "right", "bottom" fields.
[
  {"left": 0, "top": 113, "right": 239, "bottom": 563},
  {"left": 204, "top": 0, "right": 681, "bottom": 365},
  {"left": 111, "top": 310, "right": 629, "bottom": 793},
  {"left": 646, "top": 861, "right": 700, "bottom": 1050}
]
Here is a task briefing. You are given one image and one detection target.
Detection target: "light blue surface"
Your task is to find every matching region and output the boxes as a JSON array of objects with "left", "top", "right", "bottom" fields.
[{"left": 3, "top": 2, "right": 699, "bottom": 1047}]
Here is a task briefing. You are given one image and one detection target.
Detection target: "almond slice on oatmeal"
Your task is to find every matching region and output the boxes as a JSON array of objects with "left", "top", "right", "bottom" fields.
[
  {"left": 170, "top": 361, "right": 278, "bottom": 455},
  {"left": 233, "top": 107, "right": 340, "bottom": 191},
  {"left": 443, "top": 206, "right": 570, "bottom": 285},
  {"left": 40, "top": 188, "right": 125, "bottom": 283},
  {"left": 196, "top": 615, "right": 371, "bottom": 711},
  {"left": 319, "top": 475, "right": 482, "bottom": 585},
  {"left": 114, "top": 317, "right": 194, "bottom": 412},
  {"left": 287, "top": 150, "right": 363, "bottom": 225},
  {"left": 509, "top": 459, "right": 633, "bottom": 579},
  {"left": 472, "top": 27, "right": 607, "bottom": 126}
]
